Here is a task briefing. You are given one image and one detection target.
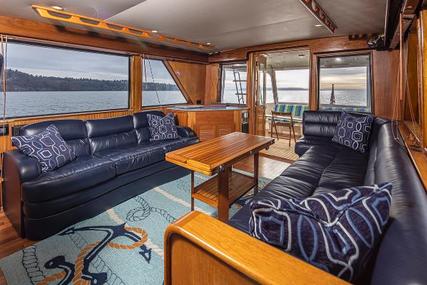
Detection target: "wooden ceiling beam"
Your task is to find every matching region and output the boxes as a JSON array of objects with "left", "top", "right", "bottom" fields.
[
  {"left": 298, "top": 0, "right": 337, "bottom": 33},
  {"left": 0, "top": 16, "right": 208, "bottom": 63},
  {"left": 32, "top": 5, "right": 214, "bottom": 53}
]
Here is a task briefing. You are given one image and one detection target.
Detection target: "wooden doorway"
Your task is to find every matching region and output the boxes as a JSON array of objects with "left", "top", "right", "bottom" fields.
[{"left": 248, "top": 49, "right": 311, "bottom": 162}]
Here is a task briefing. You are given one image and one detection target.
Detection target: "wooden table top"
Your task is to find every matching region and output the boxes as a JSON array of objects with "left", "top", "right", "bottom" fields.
[{"left": 166, "top": 132, "right": 274, "bottom": 176}]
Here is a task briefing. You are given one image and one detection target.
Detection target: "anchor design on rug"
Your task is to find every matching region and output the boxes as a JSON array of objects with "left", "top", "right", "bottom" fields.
[{"left": 36, "top": 223, "right": 149, "bottom": 285}]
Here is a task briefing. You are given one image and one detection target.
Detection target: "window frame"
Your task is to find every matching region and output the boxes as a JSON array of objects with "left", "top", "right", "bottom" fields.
[
  {"left": 218, "top": 61, "right": 248, "bottom": 106},
  {"left": 2, "top": 39, "right": 131, "bottom": 119},
  {"left": 141, "top": 57, "right": 190, "bottom": 107},
  {"left": 316, "top": 51, "right": 374, "bottom": 113}
]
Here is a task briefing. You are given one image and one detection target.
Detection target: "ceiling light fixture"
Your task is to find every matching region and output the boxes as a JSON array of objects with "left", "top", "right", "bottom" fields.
[
  {"left": 151, "top": 30, "right": 159, "bottom": 33},
  {"left": 50, "top": 5, "right": 64, "bottom": 11},
  {"left": 206, "top": 42, "right": 212, "bottom": 45},
  {"left": 335, "top": 57, "right": 342, "bottom": 62},
  {"left": 315, "top": 24, "right": 323, "bottom": 27}
]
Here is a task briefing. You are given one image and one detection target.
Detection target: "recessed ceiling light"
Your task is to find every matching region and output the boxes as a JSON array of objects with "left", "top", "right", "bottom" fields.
[
  {"left": 151, "top": 30, "right": 159, "bottom": 33},
  {"left": 315, "top": 24, "right": 323, "bottom": 27},
  {"left": 335, "top": 57, "right": 342, "bottom": 62},
  {"left": 407, "top": 5, "right": 413, "bottom": 9},
  {"left": 206, "top": 42, "right": 212, "bottom": 45},
  {"left": 51, "top": 5, "right": 64, "bottom": 11}
]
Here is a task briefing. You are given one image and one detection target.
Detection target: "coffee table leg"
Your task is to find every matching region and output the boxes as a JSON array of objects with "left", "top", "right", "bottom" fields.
[
  {"left": 190, "top": 171, "right": 195, "bottom": 211},
  {"left": 254, "top": 152, "right": 259, "bottom": 195},
  {"left": 218, "top": 166, "right": 230, "bottom": 222}
]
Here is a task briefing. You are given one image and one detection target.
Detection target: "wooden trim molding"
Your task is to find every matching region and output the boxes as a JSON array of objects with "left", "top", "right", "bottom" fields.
[
  {"left": 164, "top": 211, "right": 348, "bottom": 285},
  {"left": 0, "top": 16, "right": 208, "bottom": 63},
  {"left": 209, "top": 36, "right": 370, "bottom": 63},
  {"left": 32, "top": 5, "right": 213, "bottom": 52},
  {"left": 298, "top": 0, "right": 337, "bottom": 33}
]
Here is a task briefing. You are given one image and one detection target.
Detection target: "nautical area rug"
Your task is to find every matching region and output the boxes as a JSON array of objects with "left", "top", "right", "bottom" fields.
[{"left": 0, "top": 171, "right": 270, "bottom": 285}]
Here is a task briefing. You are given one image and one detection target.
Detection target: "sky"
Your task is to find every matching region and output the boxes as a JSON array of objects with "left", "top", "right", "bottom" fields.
[{"left": 5, "top": 42, "right": 176, "bottom": 84}]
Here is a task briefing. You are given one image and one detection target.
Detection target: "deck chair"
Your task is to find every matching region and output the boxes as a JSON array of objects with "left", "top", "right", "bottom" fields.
[{"left": 270, "top": 104, "right": 297, "bottom": 147}]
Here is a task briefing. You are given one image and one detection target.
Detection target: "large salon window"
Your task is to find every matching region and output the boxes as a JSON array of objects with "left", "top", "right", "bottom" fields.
[
  {"left": 0, "top": 41, "right": 130, "bottom": 118},
  {"left": 318, "top": 54, "right": 372, "bottom": 113},
  {"left": 142, "top": 58, "right": 187, "bottom": 106},
  {"left": 220, "top": 62, "right": 247, "bottom": 104}
]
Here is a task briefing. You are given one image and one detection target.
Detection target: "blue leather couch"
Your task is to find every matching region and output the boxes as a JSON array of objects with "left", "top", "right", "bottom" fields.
[
  {"left": 3, "top": 110, "right": 198, "bottom": 240},
  {"left": 230, "top": 111, "right": 427, "bottom": 284}
]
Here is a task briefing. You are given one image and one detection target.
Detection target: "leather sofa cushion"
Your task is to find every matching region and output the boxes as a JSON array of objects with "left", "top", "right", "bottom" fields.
[
  {"left": 23, "top": 161, "right": 177, "bottom": 219},
  {"left": 19, "top": 119, "right": 90, "bottom": 157},
  {"left": 96, "top": 137, "right": 198, "bottom": 175},
  {"left": 22, "top": 156, "right": 116, "bottom": 203},
  {"left": 230, "top": 144, "right": 369, "bottom": 234},
  {"left": 95, "top": 145, "right": 165, "bottom": 175},
  {"left": 86, "top": 116, "right": 137, "bottom": 153},
  {"left": 295, "top": 135, "right": 337, "bottom": 156}
]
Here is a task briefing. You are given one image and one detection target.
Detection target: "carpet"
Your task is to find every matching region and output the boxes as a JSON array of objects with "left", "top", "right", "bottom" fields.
[{"left": 0, "top": 171, "right": 270, "bottom": 285}]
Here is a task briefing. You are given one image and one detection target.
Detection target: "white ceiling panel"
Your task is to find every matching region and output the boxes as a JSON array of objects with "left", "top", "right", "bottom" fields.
[
  {"left": 0, "top": 0, "right": 387, "bottom": 52},
  {"left": 0, "top": 0, "right": 145, "bottom": 21}
]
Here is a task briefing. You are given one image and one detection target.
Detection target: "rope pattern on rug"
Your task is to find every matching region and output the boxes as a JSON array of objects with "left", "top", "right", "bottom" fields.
[{"left": 37, "top": 227, "right": 148, "bottom": 285}]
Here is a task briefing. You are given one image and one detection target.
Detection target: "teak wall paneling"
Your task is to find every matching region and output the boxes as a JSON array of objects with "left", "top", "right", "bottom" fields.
[
  {"left": 205, "top": 64, "right": 220, "bottom": 105},
  {"left": 209, "top": 36, "right": 371, "bottom": 63},
  {"left": 166, "top": 61, "right": 207, "bottom": 104},
  {"left": 0, "top": 16, "right": 208, "bottom": 63},
  {"left": 372, "top": 49, "right": 400, "bottom": 119}
]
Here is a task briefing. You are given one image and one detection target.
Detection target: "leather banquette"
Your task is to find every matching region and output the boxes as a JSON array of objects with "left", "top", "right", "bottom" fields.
[
  {"left": 3, "top": 110, "right": 198, "bottom": 240},
  {"left": 230, "top": 111, "right": 427, "bottom": 284}
]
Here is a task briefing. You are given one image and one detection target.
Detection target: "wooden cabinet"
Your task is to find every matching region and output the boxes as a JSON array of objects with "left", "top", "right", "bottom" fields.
[{"left": 167, "top": 108, "right": 247, "bottom": 141}]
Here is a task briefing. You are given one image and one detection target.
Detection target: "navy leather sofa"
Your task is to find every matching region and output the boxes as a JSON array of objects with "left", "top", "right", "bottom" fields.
[
  {"left": 230, "top": 111, "right": 427, "bottom": 284},
  {"left": 3, "top": 110, "right": 198, "bottom": 240}
]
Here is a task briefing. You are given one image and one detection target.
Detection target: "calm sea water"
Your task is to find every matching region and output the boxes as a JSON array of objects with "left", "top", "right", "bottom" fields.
[
  {"left": 0, "top": 89, "right": 367, "bottom": 118},
  {"left": 0, "top": 91, "right": 186, "bottom": 118},
  {"left": 223, "top": 89, "right": 367, "bottom": 106}
]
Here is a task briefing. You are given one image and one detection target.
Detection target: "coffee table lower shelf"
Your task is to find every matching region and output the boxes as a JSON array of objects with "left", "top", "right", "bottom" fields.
[{"left": 192, "top": 171, "right": 256, "bottom": 208}]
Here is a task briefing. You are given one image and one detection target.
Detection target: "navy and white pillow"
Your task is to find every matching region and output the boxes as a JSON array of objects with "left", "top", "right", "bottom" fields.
[
  {"left": 332, "top": 112, "right": 374, "bottom": 153},
  {"left": 147, "top": 113, "right": 180, "bottom": 141},
  {"left": 12, "top": 125, "right": 76, "bottom": 173},
  {"left": 249, "top": 183, "right": 392, "bottom": 282}
]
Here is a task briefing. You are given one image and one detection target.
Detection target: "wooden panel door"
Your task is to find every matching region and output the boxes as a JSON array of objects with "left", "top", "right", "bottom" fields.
[{"left": 253, "top": 54, "right": 268, "bottom": 136}]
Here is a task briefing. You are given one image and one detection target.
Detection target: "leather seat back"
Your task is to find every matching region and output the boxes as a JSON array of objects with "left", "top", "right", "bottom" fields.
[
  {"left": 302, "top": 111, "right": 341, "bottom": 138},
  {"left": 19, "top": 120, "right": 90, "bottom": 157},
  {"left": 86, "top": 115, "right": 137, "bottom": 154},
  {"left": 367, "top": 121, "right": 427, "bottom": 284},
  {"left": 133, "top": 110, "right": 165, "bottom": 144}
]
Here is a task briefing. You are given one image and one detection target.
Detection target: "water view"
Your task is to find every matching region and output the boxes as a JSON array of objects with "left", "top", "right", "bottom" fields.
[{"left": 0, "top": 91, "right": 185, "bottom": 118}]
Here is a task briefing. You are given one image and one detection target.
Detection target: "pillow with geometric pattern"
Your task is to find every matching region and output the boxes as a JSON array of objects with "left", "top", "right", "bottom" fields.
[
  {"left": 249, "top": 183, "right": 392, "bottom": 282},
  {"left": 147, "top": 113, "right": 180, "bottom": 141},
  {"left": 12, "top": 124, "right": 76, "bottom": 173},
  {"left": 332, "top": 112, "right": 374, "bottom": 153}
]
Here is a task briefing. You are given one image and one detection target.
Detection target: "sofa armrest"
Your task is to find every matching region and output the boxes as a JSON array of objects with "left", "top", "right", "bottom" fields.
[
  {"left": 176, "top": 126, "right": 196, "bottom": 138},
  {"left": 3, "top": 150, "right": 41, "bottom": 236},
  {"left": 3, "top": 150, "right": 41, "bottom": 183},
  {"left": 164, "top": 211, "right": 347, "bottom": 285}
]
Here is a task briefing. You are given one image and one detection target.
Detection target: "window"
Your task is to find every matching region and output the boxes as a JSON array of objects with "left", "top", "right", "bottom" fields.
[
  {"left": 0, "top": 41, "right": 129, "bottom": 118},
  {"left": 142, "top": 59, "right": 187, "bottom": 106},
  {"left": 318, "top": 54, "right": 372, "bottom": 113},
  {"left": 220, "top": 63, "right": 247, "bottom": 104}
]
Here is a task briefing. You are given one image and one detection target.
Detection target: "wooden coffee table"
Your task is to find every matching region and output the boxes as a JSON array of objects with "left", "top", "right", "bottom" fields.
[{"left": 165, "top": 132, "right": 274, "bottom": 222}]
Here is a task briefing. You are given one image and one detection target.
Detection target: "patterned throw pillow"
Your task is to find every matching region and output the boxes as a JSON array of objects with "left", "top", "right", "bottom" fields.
[
  {"left": 12, "top": 125, "right": 76, "bottom": 173},
  {"left": 332, "top": 112, "right": 374, "bottom": 153},
  {"left": 147, "top": 113, "right": 180, "bottom": 141},
  {"left": 249, "top": 183, "right": 392, "bottom": 282}
]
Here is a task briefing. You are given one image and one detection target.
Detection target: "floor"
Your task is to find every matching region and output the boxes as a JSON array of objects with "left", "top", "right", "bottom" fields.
[
  {"left": 0, "top": 156, "right": 290, "bottom": 284},
  {"left": 261, "top": 122, "right": 301, "bottom": 162}
]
